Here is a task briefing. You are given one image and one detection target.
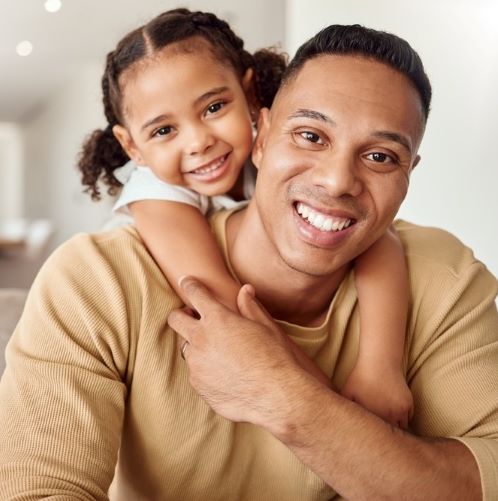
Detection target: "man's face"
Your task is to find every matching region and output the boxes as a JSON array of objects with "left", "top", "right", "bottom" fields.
[{"left": 251, "top": 54, "right": 424, "bottom": 277}]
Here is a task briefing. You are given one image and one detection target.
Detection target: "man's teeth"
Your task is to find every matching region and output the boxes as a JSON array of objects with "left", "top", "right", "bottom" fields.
[
  {"left": 296, "top": 202, "right": 352, "bottom": 232},
  {"left": 192, "top": 155, "right": 226, "bottom": 174}
]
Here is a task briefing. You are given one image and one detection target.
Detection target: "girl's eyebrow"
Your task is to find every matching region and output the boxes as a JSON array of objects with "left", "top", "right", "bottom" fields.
[
  {"left": 141, "top": 114, "right": 170, "bottom": 132},
  {"left": 194, "top": 86, "right": 230, "bottom": 106},
  {"left": 141, "top": 87, "right": 231, "bottom": 131}
]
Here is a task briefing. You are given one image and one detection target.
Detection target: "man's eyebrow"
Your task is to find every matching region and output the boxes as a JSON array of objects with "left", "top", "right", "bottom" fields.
[
  {"left": 141, "top": 87, "right": 230, "bottom": 132},
  {"left": 287, "top": 108, "right": 336, "bottom": 125},
  {"left": 372, "top": 131, "right": 412, "bottom": 154}
]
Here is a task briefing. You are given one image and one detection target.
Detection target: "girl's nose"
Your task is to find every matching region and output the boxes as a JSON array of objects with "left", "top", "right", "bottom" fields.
[{"left": 185, "top": 123, "right": 215, "bottom": 156}]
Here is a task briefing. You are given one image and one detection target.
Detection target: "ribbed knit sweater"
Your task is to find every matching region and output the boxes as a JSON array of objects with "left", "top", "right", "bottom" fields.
[{"left": 0, "top": 212, "right": 497, "bottom": 500}]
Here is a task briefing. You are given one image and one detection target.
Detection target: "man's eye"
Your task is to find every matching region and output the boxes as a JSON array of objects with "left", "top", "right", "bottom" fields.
[
  {"left": 299, "top": 131, "right": 323, "bottom": 144},
  {"left": 154, "top": 126, "right": 173, "bottom": 137},
  {"left": 366, "top": 152, "right": 394, "bottom": 163},
  {"left": 206, "top": 102, "right": 225, "bottom": 115}
]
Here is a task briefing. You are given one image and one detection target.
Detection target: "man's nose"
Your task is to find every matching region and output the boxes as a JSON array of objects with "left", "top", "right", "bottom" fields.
[
  {"left": 311, "top": 150, "right": 363, "bottom": 198},
  {"left": 184, "top": 122, "right": 215, "bottom": 155}
]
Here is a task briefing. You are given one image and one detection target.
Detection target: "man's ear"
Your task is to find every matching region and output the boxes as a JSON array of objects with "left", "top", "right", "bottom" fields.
[
  {"left": 112, "top": 125, "right": 144, "bottom": 164},
  {"left": 413, "top": 154, "right": 421, "bottom": 169},
  {"left": 411, "top": 154, "right": 421, "bottom": 172},
  {"left": 251, "top": 107, "right": 271, "bottom": 170}
]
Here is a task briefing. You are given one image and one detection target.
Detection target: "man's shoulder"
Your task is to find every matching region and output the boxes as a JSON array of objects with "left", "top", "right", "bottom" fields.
[
  {"left": 394, "top": 220, "right": 497, "bottom": 321},
  {"left": 40, "top": 226, "right": 166, "bottom": 291},
  {"left": 394, "top": 220, "right": 486, "bottom": 279},
  {"left": 48, "top": 226, "right": 146, "bottom": 267}
]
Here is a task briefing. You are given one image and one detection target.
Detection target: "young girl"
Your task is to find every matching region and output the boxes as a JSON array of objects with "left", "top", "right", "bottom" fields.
[{"left": 78, "top": 8, "right": 412, "bottom": 427}]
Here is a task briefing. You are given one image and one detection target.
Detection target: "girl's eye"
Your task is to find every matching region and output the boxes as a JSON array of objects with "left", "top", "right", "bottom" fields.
[
  {"left": 154, "top": 126, "right": 173, "bottom": 137},
  {"left": 206, "top": 101, "right": 225, "bottom": 115},
  {"left": 365, "top": 152, "right": 396, "bottom": 163}
]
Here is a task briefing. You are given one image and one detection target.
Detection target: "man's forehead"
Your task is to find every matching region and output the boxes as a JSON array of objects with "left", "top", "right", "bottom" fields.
[{"left": 271, "top": 54, "right": 424, "bottom": 139}]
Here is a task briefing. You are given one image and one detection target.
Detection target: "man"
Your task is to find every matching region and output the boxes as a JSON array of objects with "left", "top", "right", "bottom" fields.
[{"left": 1, "top": 25, "right": 497, "bottom": 500}]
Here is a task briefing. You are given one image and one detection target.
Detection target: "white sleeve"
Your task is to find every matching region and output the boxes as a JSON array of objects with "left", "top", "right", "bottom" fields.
[{"left": 112, "top": 166, "right": 209, "bottom": 215}]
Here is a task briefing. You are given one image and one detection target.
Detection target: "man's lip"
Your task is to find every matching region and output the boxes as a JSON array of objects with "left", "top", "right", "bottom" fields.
[
  {"left": 293, "top": 200, "right": 358, "bottom": 221},
  {"left": 292, "top": 201, "right": 357, "bottom": 247}
]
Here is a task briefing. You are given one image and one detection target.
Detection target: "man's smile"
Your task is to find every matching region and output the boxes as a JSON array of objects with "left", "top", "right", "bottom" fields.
[{"left": 295, "top": 202, "right": 354, "bottom": 232}]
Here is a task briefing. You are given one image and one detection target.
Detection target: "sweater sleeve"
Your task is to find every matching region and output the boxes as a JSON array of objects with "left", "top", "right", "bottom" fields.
[
  {"left": 407, "top": 257, "right": 498, "bottom": 501},
  {"left": 0, "top": 233, "right": 136, "bottom": 500}
]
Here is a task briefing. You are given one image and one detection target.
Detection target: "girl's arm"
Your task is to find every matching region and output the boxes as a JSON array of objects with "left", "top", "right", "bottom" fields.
[
  {"left": 341, "top": 225, "right": 413, "bottom": 428},
  {"left": 130, "top": 199, "right": 332, "bottom": 388},
  {"left": 130, "top": 200, "right": 240, "bottom": 311}
]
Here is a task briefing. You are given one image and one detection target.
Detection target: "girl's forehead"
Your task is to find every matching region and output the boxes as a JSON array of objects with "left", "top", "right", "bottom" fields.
[{"left": 120, "top": 37, "right": 235, "bottom": 89}]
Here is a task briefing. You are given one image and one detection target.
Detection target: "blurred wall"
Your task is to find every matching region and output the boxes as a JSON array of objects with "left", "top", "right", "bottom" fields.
[
  {"left": 0, "top": 123, "right": 23, "bottom": 220},
  {"left": 286, "top": 0, "right": 498, "bottom": 279},
  {"left": 23, "top": 63, "right": 114, "bottom": 243}
]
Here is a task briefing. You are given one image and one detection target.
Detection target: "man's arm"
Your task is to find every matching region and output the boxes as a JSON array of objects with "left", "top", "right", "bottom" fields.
[
  {"left": 169, "top": 276, "right": 497, "bottom": 500},
  {"left": 0, "top": 235, "right": 130, "bottom": 499}
]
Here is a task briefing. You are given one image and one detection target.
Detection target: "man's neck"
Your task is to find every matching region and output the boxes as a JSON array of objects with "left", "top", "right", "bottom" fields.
[{"left": 226, "top": 206, "right": 350, "bottom": 327}]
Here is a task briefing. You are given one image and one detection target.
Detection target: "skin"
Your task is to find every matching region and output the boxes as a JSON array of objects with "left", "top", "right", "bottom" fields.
[{"left": 168, "top": 55, "right": 481, "bottom": 499}]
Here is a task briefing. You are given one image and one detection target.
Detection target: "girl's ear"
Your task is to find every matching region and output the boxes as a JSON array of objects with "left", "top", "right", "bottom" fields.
[
  {"left": 112, "top": 125, "right": 144, "bottom": 164},
  {"left": 242, "top": 67, "right": 254, "bottom": 90},
  {"left": 251, "top": 108, "right": 270, "bottom": 170},
  {"left": 241, "top": 68, "right": 259, "bottom": 122}
]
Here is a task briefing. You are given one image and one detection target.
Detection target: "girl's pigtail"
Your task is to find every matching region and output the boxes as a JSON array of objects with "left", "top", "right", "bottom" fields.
[
  {"left": 77, "top": 125, "right": 128, "bottom": 201},
  {"left": 77, "top": 52, "right": 129, "bottom": 201},
  {"left": 252, "top": 48, "right": 288, "bottom": 109}
]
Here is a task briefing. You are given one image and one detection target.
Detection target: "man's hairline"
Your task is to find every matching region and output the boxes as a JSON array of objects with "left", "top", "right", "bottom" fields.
[{"left": 275, "top": 53, "right": 428, "bottom": 131}]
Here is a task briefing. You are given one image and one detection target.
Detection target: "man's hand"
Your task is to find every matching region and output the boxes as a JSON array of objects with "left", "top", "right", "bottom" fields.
[{"left": 167, "top": 277, "right": 326, "bottom": 429}]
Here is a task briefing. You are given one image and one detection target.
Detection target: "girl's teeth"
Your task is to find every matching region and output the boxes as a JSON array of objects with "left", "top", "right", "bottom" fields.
[
  {"left": 296, "top": 202, "right": 352, "bottom": 233},
  {"left": 193, "top": 156, "right": 225, "bottom": 174}
]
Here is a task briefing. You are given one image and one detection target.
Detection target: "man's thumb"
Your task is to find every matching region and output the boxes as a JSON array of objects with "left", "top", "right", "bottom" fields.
[{"left": 237, "top": 284, "right": 275, "bottom": 329}]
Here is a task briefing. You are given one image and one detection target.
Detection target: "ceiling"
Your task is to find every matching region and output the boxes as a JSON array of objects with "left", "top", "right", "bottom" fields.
[{"left": 0, "top": 0, "right": 285, "bottom": 123}]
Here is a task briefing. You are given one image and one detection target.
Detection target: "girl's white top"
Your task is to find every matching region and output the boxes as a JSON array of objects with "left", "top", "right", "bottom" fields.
[{"left": 112, "top": 161, "right": 255, "bottom": 217}]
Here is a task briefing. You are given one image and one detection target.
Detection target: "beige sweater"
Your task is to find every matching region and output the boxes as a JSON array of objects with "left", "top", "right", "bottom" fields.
[{"left": 0, "top": 213, "right": 497, "bottom": 500}]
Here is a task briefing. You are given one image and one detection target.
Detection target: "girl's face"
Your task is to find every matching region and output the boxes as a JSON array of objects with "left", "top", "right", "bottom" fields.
[{"left": 113, "top": 43, "right": 255, "bottom": 197}]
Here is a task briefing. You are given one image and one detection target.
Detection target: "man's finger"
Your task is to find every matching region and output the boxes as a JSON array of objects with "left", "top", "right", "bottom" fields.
[
  {"left": 178, "top": 276, "right": 225, "bottom": 317},
  {"left": 167, "top": 307, "right": 198, "bottom": 342},
  {"left": 237, "top": 284, "right": 275, "bottom": 330}
]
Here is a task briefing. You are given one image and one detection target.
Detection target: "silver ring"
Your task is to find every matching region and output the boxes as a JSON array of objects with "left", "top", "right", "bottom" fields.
[{"left": 180, "top": 341, "right": 189, "bottom": 360}]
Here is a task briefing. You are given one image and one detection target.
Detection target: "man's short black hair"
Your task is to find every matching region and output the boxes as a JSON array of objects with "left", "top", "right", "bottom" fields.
[{"left": 283, "top": 24, "right": 432, "bottom": 122}]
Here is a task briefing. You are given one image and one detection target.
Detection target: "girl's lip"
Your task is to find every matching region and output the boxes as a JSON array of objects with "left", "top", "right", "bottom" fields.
[{"left": 185, "top": 153, "right": 230, "bottom": 182}]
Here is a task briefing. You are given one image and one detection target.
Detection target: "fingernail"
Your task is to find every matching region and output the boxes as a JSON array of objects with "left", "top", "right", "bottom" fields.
[{"left": 178, "top": 275, "right": 189, "bottom": 288}]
